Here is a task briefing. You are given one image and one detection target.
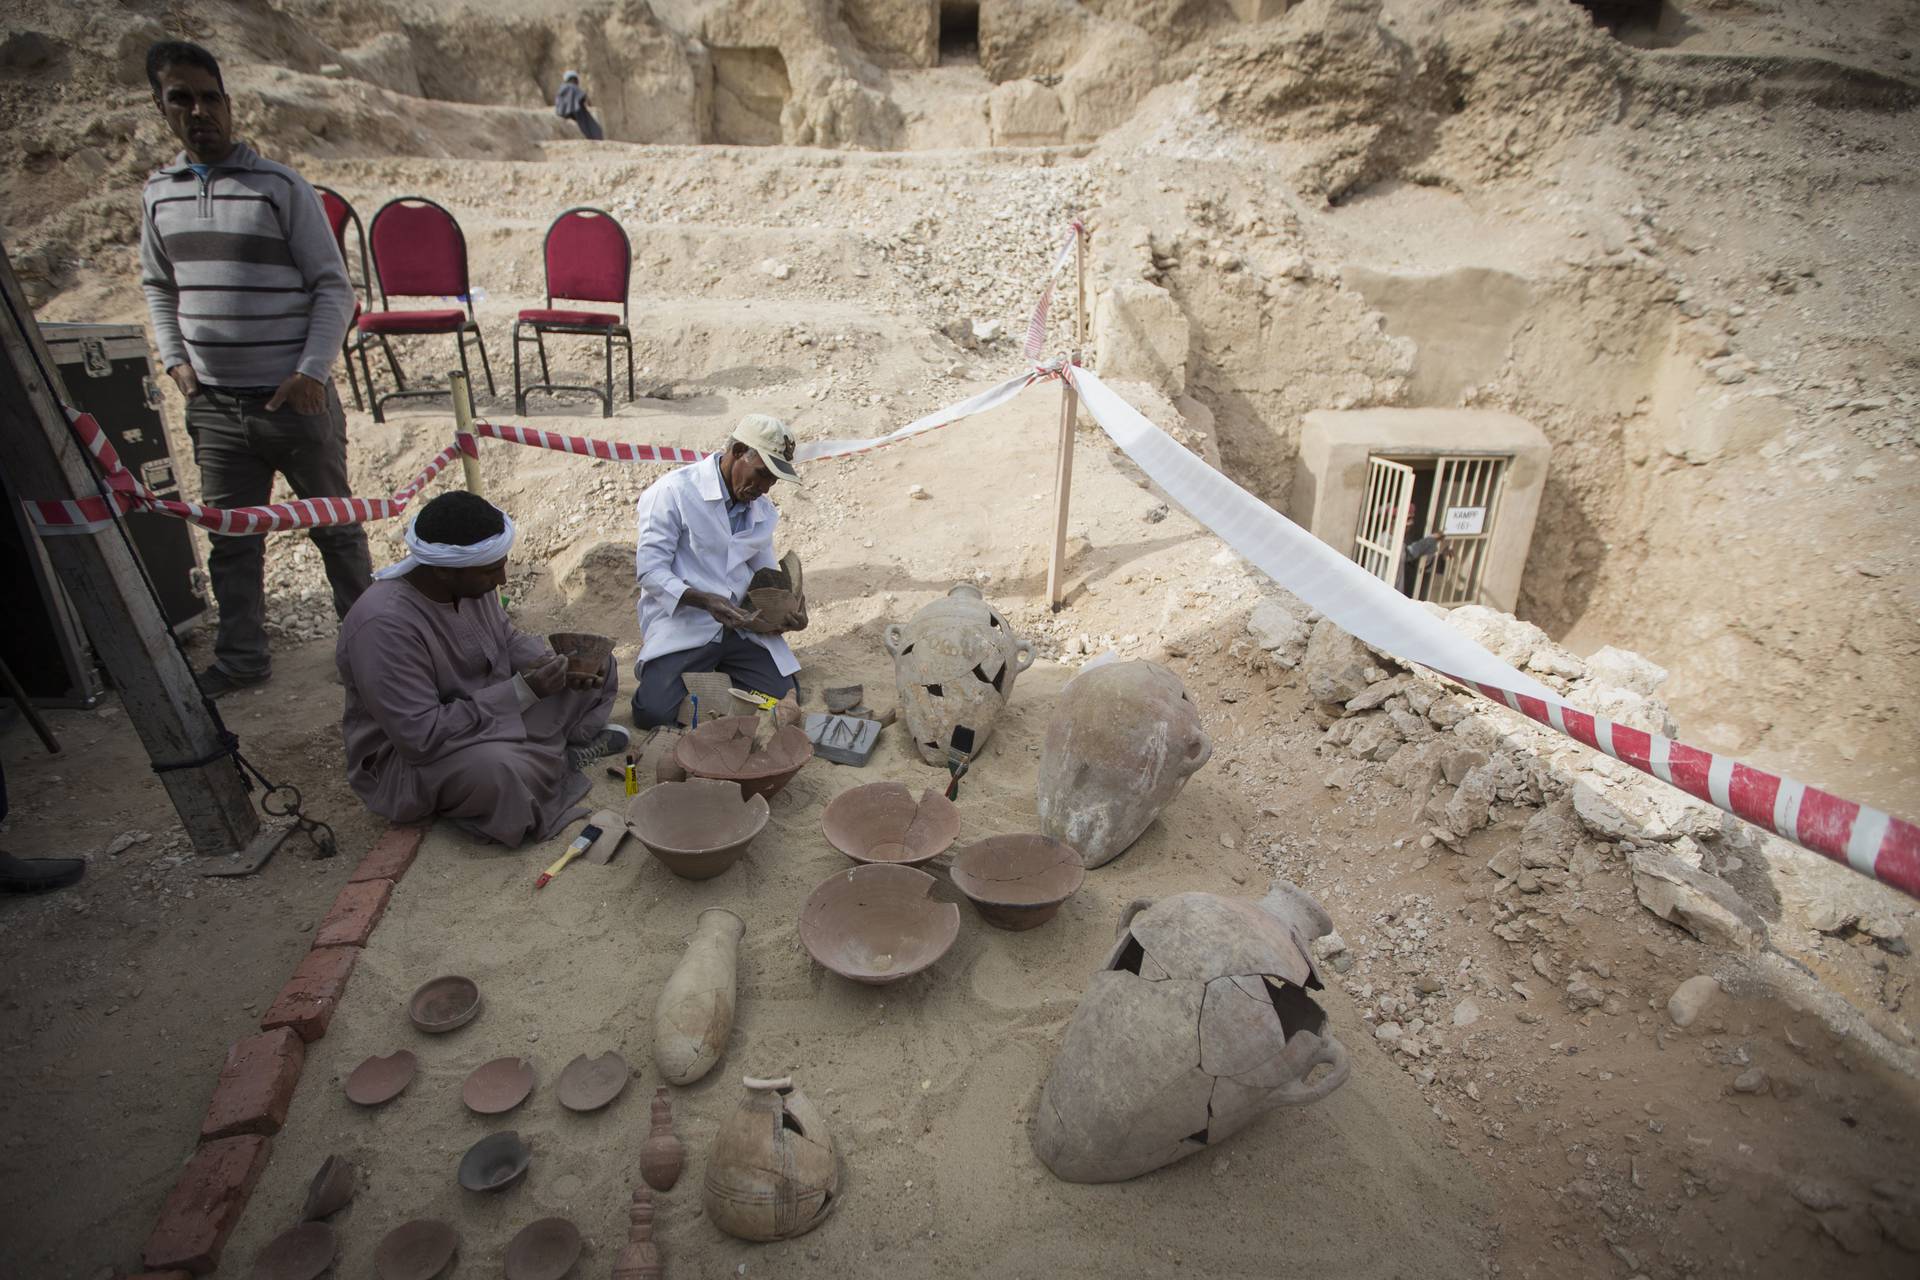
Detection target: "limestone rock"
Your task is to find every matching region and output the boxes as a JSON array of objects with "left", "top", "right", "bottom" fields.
[
  {"left": 1303, "top": 618, "right": 1373, "bottom": 705},
  {"left": 1666, "top": 975, "right": 1719, "bottom": 1027},
  {"left": 1581, "top": 645, "right": 1669, "bottom": 697},
  {"left": 988, "top": 79, "right": 1067, "bottom": 145},
  {"left": 1094, "top": 278, "right": 1189, "bottom": 391},
  {"left": 1246, "top": 599, "right": 1308, "bottom": 654},
  {"left": 1630, "top": 851, "right": 1765, "bottom": 952}
]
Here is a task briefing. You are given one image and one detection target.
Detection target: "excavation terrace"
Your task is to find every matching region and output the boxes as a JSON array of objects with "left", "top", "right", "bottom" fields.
[{"left": 1, "top": 2, "right": 1918, "bottom": 1279}]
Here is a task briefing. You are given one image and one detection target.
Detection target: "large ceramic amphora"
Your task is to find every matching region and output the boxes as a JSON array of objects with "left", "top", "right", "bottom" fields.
[
  {"left": 883, "top": 584, "right": 1035, "bottom": 766},
  {"left": 1036, "top": 660, "right": 1210, "bottom": 869},
  {"left": 1031, "top": 880, "right": 1349, "bottom": 1184}
]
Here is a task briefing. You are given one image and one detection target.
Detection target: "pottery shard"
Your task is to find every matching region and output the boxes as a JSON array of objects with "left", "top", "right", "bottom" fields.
[
  {"left": 313, "top": 879, "right": 393, "bottom": 948},
  {"left": 142, "top": 1134, "right": 272, "bottom": 1274},
  {"left": 1303, "top": 618, "right": 1373, "bottom": 705},
  {"left": 260, "top": 946, "right": 358, "bottom": 1043},
  {"left": 1630, "top": 850, "right": 1765, "bottom": 952},
  {"left": 200, "top": 1027, "right": 306, "bottom": 1141},
  {"left": 348, "top": 823, "right": 426, "bottom": 884}
]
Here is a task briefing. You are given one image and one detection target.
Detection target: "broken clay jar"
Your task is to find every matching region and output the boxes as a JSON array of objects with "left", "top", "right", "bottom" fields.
[
  {"left": 653, "top": 908, "right": 746, "bottom": 1085},
  {"left": 1030, "top": 879, "right": 1349, "bottom": 1184},
  {"left": 702, "top": 1075, "right": 840, "bottom": 1241},
  {"left": 883, "top": 584, "right": 1035, "bottom": 766},
  {"left": 1036, "top": 660, "right": 1211, "bottom": 869}
]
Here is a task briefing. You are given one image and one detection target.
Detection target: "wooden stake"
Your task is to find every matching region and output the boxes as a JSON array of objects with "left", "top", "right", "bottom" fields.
[
  {"left": 1045, "top": 222, "right": 1088, "bottom": 613},
  {"left": 451, "top": 368, "right": 483, "bottom": 495},
  {"left": 0, "top": 241, "right": 259, "bottom": 856}
]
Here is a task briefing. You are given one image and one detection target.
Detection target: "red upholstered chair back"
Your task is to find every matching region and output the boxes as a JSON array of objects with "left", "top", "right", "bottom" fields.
[
  {"left": 543, "top": 207, "right": 630, "bottom": 310},
  {"left": 368, "top": 197, "right": 472, "bottom": 304},
  {"left": 315, "top": 185, "right": 370, "bottom": 300}
]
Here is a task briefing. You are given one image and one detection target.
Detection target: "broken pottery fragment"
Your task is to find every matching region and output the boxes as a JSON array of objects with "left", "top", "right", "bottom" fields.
[
  {"left": 653, "top": 908, "right": 746, "bottom": 1085},
  {"left": 884, "top": 584, "right": 1035, "bottom": 766},
  {"left": 556, "top": 1051, "right": 630, "bottom": 1112},
  {"left": 373, "top": 1219, "right": 457, "bottom": 1280},
  {"left": 1037, "top": 660, "right": 1211, "bottom": 869},
  {"left": 300, "top": 1154, "right": 356, "bottom": 1220},
  {"left": 673, "top": 715, "right": 812, "bottom": 800},
  {"left": 639, "top": 1088, "right": 686, "bottom": 1191},
  {"left": 628, "top": 778, "right": 768, "bottom": 879},
  {"left": 702, "top": 1075, "right": 839, "bottom": 1241},
  {"left": 344, "top": 1050, "right": 417, "bottom": 1106},
  {"left": 1031, "top": 880, "right": 1350, "bottom": 1183}
]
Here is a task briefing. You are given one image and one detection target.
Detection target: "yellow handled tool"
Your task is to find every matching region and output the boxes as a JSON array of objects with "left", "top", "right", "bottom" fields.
[{"left": 535, "top": 823, "right": 601, "bottom": 890}]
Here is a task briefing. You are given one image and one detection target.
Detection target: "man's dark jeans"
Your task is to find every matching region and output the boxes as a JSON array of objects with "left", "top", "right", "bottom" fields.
[
  {"left": 185, "top": 380, "right": 373, "bottom": 680},
  {"left": 631, "top": 630, "right": 796, "bottom": 729}
]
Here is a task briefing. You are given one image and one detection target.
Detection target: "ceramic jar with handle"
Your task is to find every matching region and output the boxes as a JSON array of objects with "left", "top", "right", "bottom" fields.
[{"left": 883, "top": 584, "right": 1035, "bottom": 766}]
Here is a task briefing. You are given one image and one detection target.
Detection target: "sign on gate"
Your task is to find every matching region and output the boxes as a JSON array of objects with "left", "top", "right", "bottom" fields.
[{"left": 1443, "top": 506, "right": 1486, "bottom": 536}]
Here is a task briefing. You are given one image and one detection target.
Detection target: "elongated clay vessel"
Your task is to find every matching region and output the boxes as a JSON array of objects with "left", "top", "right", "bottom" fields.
[
  {"left": 702, "top": 1076, "right": 839, "bottom": 1241},
  {"left": 639, "top": 1088, "right": 685, "bottom": 1192},
  {"left": 1036, "top": 660, "right": 1211, "bottom": 868},
  {"left": 884, "top": 584, "right": 1035, "bottom": 766},
  {"left": 1031, "top": 880, "right": 1349, "bottom": 1183},
  {"left": 611, "top": 1188, "right": 661, "bottom": 1280},
  {"left": 653, "top": 909, "right": 745, "bottom": 1086}
]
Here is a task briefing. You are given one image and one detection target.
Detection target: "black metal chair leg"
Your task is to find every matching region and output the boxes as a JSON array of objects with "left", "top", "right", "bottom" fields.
[
  {"left": 513, "top": 321, "right": 527, "bottom": 415},
  {"left": 535, "top": 331, "right": 552, "bottom": 387},
  {"left": 341, "top": 339, "right": 364, "bottom": 411},
  {"left": 602, "top": 333, "right": 613, "bottom": 417},
  {"left": 456, "top": 329, "right": 475, "bottom": 401},
  {"left": 472, "top": 326, "right": 496, "bottom": 396},
  {"left": 379, "top": 334, "right": 408, "bottom": 391},
  {"left": 624, "top": 334, "right": 634, "bottom": 401}
]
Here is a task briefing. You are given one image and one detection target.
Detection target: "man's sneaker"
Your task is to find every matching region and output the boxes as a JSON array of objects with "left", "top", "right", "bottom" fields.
[
  {"left": 196, "top": 666, "right": 269, "bottom": 699},
  {"left": 567, "top": 724, "right": 632, "bottom": 772}
]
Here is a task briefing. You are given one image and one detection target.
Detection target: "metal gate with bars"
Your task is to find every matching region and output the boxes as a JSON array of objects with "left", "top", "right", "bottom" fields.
[{"left": 1352, "top": 454, "right": 1510, "bottom": 606}]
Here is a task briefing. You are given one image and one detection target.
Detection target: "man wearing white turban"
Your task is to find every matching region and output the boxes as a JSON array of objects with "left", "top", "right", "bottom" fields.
[{"left": 337, "top": 491, "right": 625, "bottom": 847}]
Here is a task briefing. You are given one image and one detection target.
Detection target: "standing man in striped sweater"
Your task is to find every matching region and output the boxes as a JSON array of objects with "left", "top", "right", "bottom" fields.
[{"left": 140, "top": 40, "right": 372, "bottom": 697}]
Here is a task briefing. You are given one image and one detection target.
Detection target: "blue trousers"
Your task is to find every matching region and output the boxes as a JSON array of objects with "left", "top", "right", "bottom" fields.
[{"left": 631, "top": 630, "right": 795, "bottom": 729}]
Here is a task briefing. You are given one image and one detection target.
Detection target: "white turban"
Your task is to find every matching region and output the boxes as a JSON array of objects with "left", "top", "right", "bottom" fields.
[{"left": 373, "top": 510, "right": 518, "bottom": 580}]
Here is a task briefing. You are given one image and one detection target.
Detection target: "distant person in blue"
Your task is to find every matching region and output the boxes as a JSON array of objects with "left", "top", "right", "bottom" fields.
[{"left": 554, "top": 71, "right": 604, "bottom": 141}]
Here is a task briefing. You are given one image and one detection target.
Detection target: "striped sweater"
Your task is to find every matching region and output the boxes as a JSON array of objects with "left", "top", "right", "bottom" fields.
[{"left": 139, "top": 141, "right": 353, "bottom": 390}]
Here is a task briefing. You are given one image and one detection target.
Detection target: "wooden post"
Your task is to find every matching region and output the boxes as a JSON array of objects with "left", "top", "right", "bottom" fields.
[
  {"left": 1045, "top": 223, "right": 1088, "bottom": 612},
  {"left": 451, "top": 368, "right": 483, "bottom": 495},
  {"left": 0, "top": 240, "right": 260, "bottom": 857}
]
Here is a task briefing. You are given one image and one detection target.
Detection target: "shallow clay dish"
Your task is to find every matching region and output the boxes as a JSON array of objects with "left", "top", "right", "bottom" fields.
[
  {"left": 627, "top": 778, "right": 769, "bottom": 879},
  {"left": 344, "top": 1050, "right": 417, "bottom": 1106},
  {"left": 459, "top": 1130, "right": 532, "bottom": 1192},
  {"left": 674, "top": 715, "right": 813, "bottom": 800},
  {"left": 374, "top": 1219, "right": 457, "bottom": 1280},
  {"left": 949, "top": 834, "right": 1087, "bottom": 930},
  {"left": 251, "top": 1221, "right": 336, "bottom": 1280},
  {"left": 408, "top": 975, "right": 481, "bottom": 1033},
  {"left": 462, "top": 1056, "right": 535, "bottom": 1115},
  {"left": 503, "top": 1216, "right": 583, "bottom": 1280},
  {"left": 822, "top": 781, "right": 960, "bottom": 866},
  {"left": 556, "top": 1050, "right": 631, "bottom": 1112},
  {"left": 548, "top": 631, "right": 613, "bottom": 679},
  {"left": 798, "top": 863, "right": 961, "bottom": 985},
  {"left": 301, "top": 1153, "right": 356, "bottom": 1220}
]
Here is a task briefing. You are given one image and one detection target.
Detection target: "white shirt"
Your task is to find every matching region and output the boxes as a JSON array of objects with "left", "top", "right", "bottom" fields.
[{"left": 633, "top": 456, "right": 798, "bottom": 676}]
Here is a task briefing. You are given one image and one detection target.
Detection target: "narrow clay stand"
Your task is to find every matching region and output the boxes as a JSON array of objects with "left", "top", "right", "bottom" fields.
[
  {"left": 639, "top": 1088, "right": 686, "bottom": 1191},
  {"left": 653, "top": 908, "right": 746, "bottom": 1085},
  {"left": 611, "top": 1187, "right": 663, "bottom": 1279}
]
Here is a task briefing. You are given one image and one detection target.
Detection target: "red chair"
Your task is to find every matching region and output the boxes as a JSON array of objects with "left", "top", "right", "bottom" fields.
[
  {"left": 513, "top": 207, "right": 634, "bottom": 418},
  {"left": 360, "top": 196, "right": 495, "bottom": 423},
  {"left": 313, "top": 185, "right": 400, "bottom": 413}
]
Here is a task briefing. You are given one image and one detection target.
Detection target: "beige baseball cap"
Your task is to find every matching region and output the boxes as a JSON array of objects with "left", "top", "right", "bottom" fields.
[{"left": 731, "top": 413, "right": 804, "bottom": 486}]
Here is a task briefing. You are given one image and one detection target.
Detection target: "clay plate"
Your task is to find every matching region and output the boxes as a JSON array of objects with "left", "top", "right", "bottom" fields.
[
  {"left": 408, "top": 975, "right": 481, "bottom": 1033},
  {"left": 301, "top": 1153, "right": 356, "bottom": 1220},
  {"left": 462, "top": 1056, "right": 535, "bottom": 1115},
  {"left": 673, "top": 715, "right": 813, "bottom": 800},
  {"left": 458, "top": 1130, "right": 532, "bottom": 1192},
  {"left": 799, "top": 863, "right": 961, "bottom": 985},
  {"left": 627, "top": 778, "right": 769, "bottom": 879},
  {"left": 556, "top": 1050, "right": 631, "bottom": 1112},
  {"left": 503, "top": 1216, "right": 583, "bottom": 1280},
  {"left": 374, "top": 1219, "right": 457, "bottom": 1280},
  {"left": 344, "top": 1050, "right": 417, "bottom": 1106},
  {"left": 949, "top": 834, "right": 1087, "bottom": 930},
  {"left": 548, "top": 630, "right": 613, "bottom": 679},
  {"left": 251, "top": 1221, "right": 336, "bottom": 1280},
  {"left": 822, "top": 781, "right": 960, "bottom": 866}
]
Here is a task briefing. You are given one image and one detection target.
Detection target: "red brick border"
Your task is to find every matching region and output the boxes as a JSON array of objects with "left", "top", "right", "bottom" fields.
[{"left": 132, "top": 821, "right": 430, "bottom": 1276}]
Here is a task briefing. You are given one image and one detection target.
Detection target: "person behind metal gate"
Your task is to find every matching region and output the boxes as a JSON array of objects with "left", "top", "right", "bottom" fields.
[
  {"left": 138, "top": 39, "right": 372, "bottom": 698},
  {"left": 336, "top": 492, "right": 628, "bottom": 848},
  {"left": 553, "top": 70, "right": 605, "bottom": 141},
  {"left": 629, "top": 415, "right": 807, "bottom": 728}
]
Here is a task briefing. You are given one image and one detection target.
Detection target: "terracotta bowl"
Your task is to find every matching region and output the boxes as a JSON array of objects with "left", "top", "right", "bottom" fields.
[
  {"left": 344, "top": 1050, "right": 417, "bottom": 1106},
  {"left": 556, "top": 1050, "right": 631, "bottom": 1112},
  {"left": 799, "top": 863, "right": 961, "bottom": 985},
  {"left": 408, "top": 975, "right": 481, "bottom": 1034},
  {"left": 674, "top": 715, "right": 813, "bottom": 800},
  {"left": 503, "top": 1217, "right": 583, "bottom": 1280},
  {"left": 949, "top": 835, "right": 1087, "bottom": 931},
  {"left": 252, "top": 1222, "right": 336, "bottom": 1280},
  {"left": 462, "top": 1056, "right": 535, "bottom": 1115},
  {"left": 547, "top": 631, "right": 613, "bottom": 679},
  {"left": 374, "top": 1219, "right": 457, "bottom": 1280},
  {"left": 822, "top": 782, "right": 960, "bottom": 866},
  {"left": 458, "top": 1130, "right": 532, "bottom": 1192},
  {"left": 627, "top": 778, "right": 769, "bottom": 879}
]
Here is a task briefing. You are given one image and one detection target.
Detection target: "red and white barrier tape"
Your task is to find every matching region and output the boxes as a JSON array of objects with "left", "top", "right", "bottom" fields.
[
  {"left": 470, "top": 420, "right": 705, "bottom": 465},
  {"left": 1066, "top": 363, "right": 1920, "bottom": 901},
  {"left": 1023, "top": 220, "right": 1085, "bottom": 362}
]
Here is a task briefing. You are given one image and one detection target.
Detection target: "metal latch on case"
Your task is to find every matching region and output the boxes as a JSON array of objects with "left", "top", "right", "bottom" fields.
[{"left": 80, "top": 338, "right": 111, "bottom": 378}]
